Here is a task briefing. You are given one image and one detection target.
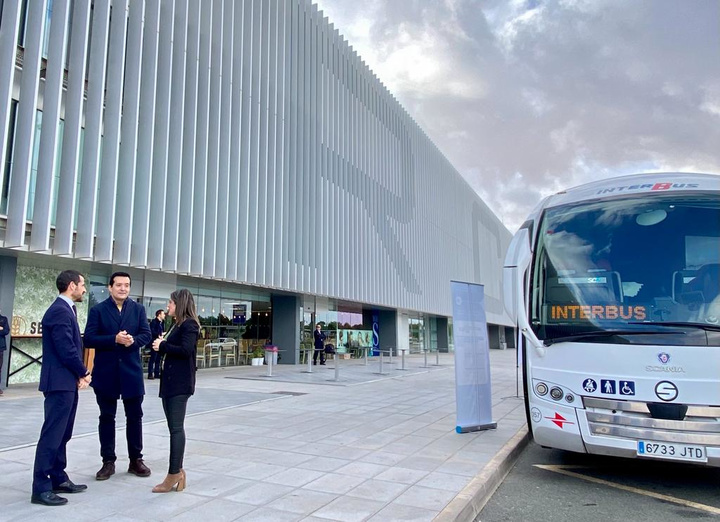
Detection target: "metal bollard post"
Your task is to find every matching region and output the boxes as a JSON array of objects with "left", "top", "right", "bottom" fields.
[
  {"left": 333, "top": 351, "right": 340, "bottom": 381},
  {"left": 420, "top": 349, "right": 429, "bottom": 368},
  {"left": 397, "top": 348, "right": 407, "bottom": 371},
  {"left": 375, "top": 350, "right": 387, "bottom": 375},
  {"left": 388, "top": 347, "right": 393, "bottom": 364},
  {"left": 364, "top": 347, "right": 369, "bottom": 366},
  {"left": 266, "top": 350, "right": 273, "bottom": 377},
  {"left": 306, "top": 349, "right": 313, "bottom": 373}
]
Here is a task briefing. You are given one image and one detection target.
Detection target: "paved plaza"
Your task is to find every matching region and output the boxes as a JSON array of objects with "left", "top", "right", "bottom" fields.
[{"left": 0, "top": 349, "right": 527, "bottom": 521}]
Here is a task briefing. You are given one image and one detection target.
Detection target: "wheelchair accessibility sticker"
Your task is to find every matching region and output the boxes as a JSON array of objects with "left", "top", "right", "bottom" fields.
[{"left": 619, "top": 380, "right": 635, "bottom": 396}]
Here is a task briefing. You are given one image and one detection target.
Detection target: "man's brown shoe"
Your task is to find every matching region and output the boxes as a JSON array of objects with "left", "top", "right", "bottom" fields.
[
  {"left": 95, "top": 461, "right": 115, "bottom": 481},
  {"left": 128, "top": 458, "right": 151, "bottom": 477}
]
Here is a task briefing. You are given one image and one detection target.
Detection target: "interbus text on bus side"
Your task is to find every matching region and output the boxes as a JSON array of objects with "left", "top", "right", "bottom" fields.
[
  {"left": 595, "top": 182, "right": 699, "bottom": 195},
  {"left": 550, "top": 305, "right": 646, "bottom": 321}
]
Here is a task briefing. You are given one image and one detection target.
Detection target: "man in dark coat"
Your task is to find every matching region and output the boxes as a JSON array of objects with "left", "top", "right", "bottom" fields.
[
  {"left": 313, "top": 323, "right": 326, "bottom": 365},
  {"left": 84, "top": 272, "right": 152, "bottom": 481},
  {"left": 31, "top": 270, "right": 91, "bottom": 506},
  {"left": 0, "top": 311, "right": 8, "bottom": 396},
  {"left": 146, "top": 309, "right": 165, "bottom": 379}
]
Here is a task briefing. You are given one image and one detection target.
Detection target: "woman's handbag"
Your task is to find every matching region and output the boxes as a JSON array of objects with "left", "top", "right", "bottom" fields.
[{"left": 324, "top": 343, "right": 335, "bottom": 354}]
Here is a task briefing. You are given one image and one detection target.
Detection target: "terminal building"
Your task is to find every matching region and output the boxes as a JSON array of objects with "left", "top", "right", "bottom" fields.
[{"left": 0, "top": 0, "right": 512, "bottom": 387}]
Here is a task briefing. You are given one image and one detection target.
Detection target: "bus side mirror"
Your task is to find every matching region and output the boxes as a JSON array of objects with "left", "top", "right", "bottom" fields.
[
  {"left": 503, "top": 228, "right": 532, "bottom": 320},
  {"left": 503, "top": 227, "right": 546, "bottom": 357}
]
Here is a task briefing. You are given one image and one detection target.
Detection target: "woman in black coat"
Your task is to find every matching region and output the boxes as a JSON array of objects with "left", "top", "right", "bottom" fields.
[{"left": 150, "top": 289, "right": 200, "bottom": 493}]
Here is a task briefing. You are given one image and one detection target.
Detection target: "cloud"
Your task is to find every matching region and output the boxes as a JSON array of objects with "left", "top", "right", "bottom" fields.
[{"left": 314, "top": 0, "right": 720, "bottom": 232}]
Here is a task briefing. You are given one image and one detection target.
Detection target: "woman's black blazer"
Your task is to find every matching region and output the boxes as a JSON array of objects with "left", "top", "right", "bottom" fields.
[{"left": 158, "top": 319, "right": 199, "bottom": 398}]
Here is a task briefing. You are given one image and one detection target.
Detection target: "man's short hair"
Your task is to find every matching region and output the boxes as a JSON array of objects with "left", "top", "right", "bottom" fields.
[
  {"left": 109, "top": 271, "right": 131, "bottom": 287},
  {"left": 155, "top": 309, "right": 164, "bottom": 318},
  {"left": 56, "top": 270, "right": 84, "bottom": 293}
]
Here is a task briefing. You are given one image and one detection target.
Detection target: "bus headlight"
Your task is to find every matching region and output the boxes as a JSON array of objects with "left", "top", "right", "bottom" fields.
[
  {"left": 550, "top": 387, "right": 564, "bottom": 400},
  {"left": 535, "top": 382, "right": 549, "bottom": 396}
]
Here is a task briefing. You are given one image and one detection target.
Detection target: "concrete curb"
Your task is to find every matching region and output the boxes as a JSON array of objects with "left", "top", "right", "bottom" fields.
[{"left": 433, "top": 425, "right": 530, "bottom": 522}]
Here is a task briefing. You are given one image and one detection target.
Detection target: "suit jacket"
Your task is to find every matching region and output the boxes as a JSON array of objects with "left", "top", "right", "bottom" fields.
[
  {"left": 84, "top": 298, "right": 151, "bottom": 399},
  {"left": 158, "top": 319, "right": 199, "bottom": 398},
  {"left": 0, "top": 314, "right": 8, "bottom": 351},
  {"left": 148, "top": 318, "right": 164, "bottom": 346},
  {"left": 314, "top": 329, "right": 326, "bottom": 349},
  {"left": 39, "top": 298, "right": 87, "bottom": 392}
]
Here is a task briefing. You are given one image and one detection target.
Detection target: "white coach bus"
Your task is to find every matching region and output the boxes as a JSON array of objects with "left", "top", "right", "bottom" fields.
[{"left": 503, "top": 172, "right": 720, "bottom": 465}]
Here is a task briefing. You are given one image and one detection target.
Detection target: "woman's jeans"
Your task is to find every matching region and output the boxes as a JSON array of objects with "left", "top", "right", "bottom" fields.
[{"left": 162, "top": 394, "right": 190, "bottom": 474}]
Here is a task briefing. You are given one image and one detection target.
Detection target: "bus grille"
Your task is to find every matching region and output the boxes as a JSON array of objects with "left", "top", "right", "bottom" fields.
[{"left": 583, "top": 397, "right": 720, "bottom": 445}]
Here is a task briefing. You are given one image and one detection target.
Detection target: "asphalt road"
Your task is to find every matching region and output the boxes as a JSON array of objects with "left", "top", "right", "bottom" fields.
[{"left": 478, "top": 441, "right": 720, "bottom": 522}]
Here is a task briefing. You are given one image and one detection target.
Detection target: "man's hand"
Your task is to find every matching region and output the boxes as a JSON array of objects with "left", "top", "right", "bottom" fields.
[
  {"left": 77, "top": 374, "right": 92, "bottom": 389},
  {"left": 115, "top": 330, "right": 135, "bottom": 347}
]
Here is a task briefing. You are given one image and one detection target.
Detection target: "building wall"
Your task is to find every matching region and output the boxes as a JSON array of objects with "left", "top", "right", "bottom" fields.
[{"left": 0, "top": 0, "right": 512, "bottom": 324}]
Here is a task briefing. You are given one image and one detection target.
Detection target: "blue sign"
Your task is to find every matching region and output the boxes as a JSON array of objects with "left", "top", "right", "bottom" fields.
[
  {"left": 582, "top": 378, "right": 597, "bottom": 393},
  {"left": 372, "top": 313, "right": 379, "bottom": 349},
  {"left": 601, "top": 379, "right": 616, "bottom": 394},
  {"left": 619, "top": 380, "right": 635, "bottom": 396}
]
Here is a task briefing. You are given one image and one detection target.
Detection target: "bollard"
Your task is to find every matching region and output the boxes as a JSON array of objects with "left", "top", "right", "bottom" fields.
[
  {"left": 333, "top": 351, "right": 340, "bottom": 381},
  {"left": 420, "top": 348, "right": 429, "bottom": 368},
  {"left": 397, "top": 348, "right": 408, "bottom": 371},
  {"left": 364, "top": 347, "right": 369, "bottom": 366},
  {"left": 434, "top": 349, "right": 441, "bottom": 366},
  {"left": 374, "top": 350, "right": 387, "bottom": 375},
  {"left": 264, "top": 346, "right": 278, "bottom": 377},
  {"left": 388, "top": 347, "right": 393, "bottom": 364},
  {"left": 305, "top": 349, "right": 313, "bottom": 373}
]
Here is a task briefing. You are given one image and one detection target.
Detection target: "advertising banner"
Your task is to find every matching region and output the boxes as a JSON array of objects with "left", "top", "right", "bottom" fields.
[{"left": 451, "top": 281, "right": 497, "bottom": 433}]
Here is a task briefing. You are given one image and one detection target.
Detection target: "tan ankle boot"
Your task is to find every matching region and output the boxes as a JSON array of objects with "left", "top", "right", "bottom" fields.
[{"left": 151, "top": 471, "right": 185, "bottom": 493}]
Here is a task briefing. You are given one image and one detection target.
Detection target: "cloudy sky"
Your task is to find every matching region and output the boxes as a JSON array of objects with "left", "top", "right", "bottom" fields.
[{"left": 312, "top": 0, "right": 720, "bottom": 232}]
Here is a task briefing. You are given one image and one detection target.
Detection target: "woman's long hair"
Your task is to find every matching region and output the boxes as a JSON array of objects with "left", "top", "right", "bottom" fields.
[{"left": 170, "top": 289, "right": 200, "bottom": 328}]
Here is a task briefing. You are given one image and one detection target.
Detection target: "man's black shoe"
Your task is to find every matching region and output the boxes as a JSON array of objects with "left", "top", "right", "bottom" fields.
[
  {"left": 95, "top": 461, "right": 115, "bottom": 480},
  {"left": 52, "top": 480, "right": 87, "bottom": 494},
  {"left": 320, "top": 362, "right": 326, "bottom": 365},
  {"left": 128, "top": 458, "right": 151, "bottom": 477},
  {"left": 31, "top": 491, "right": 68, "bottom": 506}
]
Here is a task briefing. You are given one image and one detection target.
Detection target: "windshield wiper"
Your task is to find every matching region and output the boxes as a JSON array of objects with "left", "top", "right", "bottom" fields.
[
  {"left": 628, "top": 321, "right": 720, "bottom": 332},
  {"left": 543, "top": 329, "right": 684, "bottom": 347}
]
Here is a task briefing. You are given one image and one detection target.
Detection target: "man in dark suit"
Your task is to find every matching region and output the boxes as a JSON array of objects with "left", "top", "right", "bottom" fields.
[
  {"left": 84, "top": 272, "right": 152, "bottom": 480},
  {"left": 146, "top": 309, "right": 165, "bottom": 379},
  {"left": 313, "top": 324, "right": 326, "bottom": 365},
  {"left": 0, "top": 311, "right": 8, "bottom": 396},
  {"left": 31, "top": 270, "right": 91, "bottom": 506}
]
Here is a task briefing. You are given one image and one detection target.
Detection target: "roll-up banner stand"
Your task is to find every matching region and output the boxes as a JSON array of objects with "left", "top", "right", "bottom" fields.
[{"left": 451, "top": 281, "right": 497, "bottom": 433}]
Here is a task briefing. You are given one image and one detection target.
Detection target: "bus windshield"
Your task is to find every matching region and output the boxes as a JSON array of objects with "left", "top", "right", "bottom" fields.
[{"left": 531, "top": 193, "right": 720, "bottom": 342}]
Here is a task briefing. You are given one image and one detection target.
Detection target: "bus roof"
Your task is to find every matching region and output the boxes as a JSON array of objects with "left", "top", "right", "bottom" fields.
[{"left": 542, "top": 172, "right": 719, "bottom": 210}]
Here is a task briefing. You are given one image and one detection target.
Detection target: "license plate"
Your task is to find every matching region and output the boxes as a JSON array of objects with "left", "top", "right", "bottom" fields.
[{"left": 637, "top": 440, "right": 707, "bottom": 462}]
